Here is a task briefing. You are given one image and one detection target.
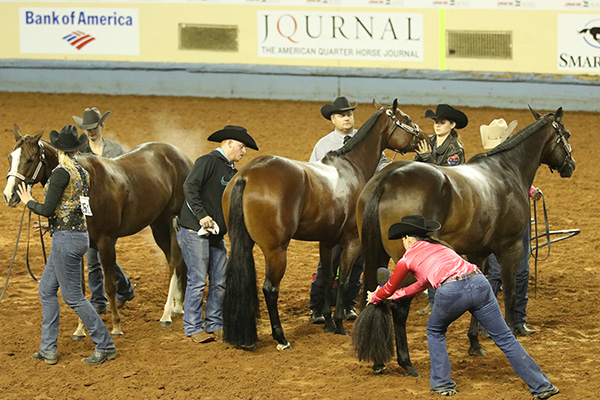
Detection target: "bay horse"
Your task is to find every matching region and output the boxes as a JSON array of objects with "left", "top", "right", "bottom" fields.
[
  {"left": 4, "top": 125, "right": 192, "bottom": 336},
  {"left": 356, "top": 107, "right": 575, "bottom": 377},
  {"left": 222, "top": 100, "right": 427, "bottom": 350}
]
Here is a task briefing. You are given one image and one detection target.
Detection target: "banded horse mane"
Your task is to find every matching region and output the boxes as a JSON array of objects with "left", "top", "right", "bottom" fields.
[
  {"left": 470, "top": 113, "right": 552, "bottom": 161},
  {"left": 328, "top": 110, "right": 383, "bottom": 158}
]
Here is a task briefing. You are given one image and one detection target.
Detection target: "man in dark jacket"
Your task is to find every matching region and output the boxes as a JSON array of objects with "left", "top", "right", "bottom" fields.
[{"left": 177, "top": 125, "right": 258, "bottom": 344}]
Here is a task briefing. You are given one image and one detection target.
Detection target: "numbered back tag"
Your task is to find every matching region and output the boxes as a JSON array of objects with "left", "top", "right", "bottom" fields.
[{"left": 80, "top": 196, "right": 93, "bottom": 216}]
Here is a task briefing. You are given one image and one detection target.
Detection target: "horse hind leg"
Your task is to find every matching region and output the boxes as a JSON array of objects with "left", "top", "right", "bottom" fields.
[
  {"left": 390, "top": 297, "right": 420, "bottom": 377},
  {"left": 72, "top": 317, "right": 87, "bottom": 341},
  {"left": 151, "top": 216, "right": 185, "bottom": 327},
  {"left": 262, "top": 248, "right": 291, "bottom": 350}
]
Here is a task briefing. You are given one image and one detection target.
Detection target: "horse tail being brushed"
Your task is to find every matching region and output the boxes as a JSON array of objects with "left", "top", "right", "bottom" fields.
[
  {"left": 360, "top": 181, "right": 390, "bottom": 303},
  {"left": 352, "top": 301, "right": 394, "bottom": 365},
  {"left": 223, "top": 179, "right": 259, "bottom": 347}
]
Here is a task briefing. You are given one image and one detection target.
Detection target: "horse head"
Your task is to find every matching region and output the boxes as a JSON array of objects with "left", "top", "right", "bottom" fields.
[
  {"left": 3, "top": 124, "right": 52, "bottom": 207},
  {"left": 529, "top": 106, "right": 576, "bottom": 178},
  {"left": 373, "top": 99, "right": 426, "bottom": 154}
]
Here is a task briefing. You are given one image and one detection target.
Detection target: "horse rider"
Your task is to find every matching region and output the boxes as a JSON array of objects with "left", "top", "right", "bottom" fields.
[
  {"left": 308, "top": 96, "right": 389, "bottom": 324},
  {"left": 73, "top": 107, "right": 135, "bottom": 314},
  {"left": 368, "top": 215, "right": 559, "bottom": 399},
  {"left": 414, "top": 103, "right": 468, "bottom": 316},
  {"left": 17, "top": 125, "right": 117, "bottom": 365},
  {"left": 480, "top": 118, "right": 543, "bottom": 336},
  {"left": 177, "top": 125, "right": 258, "bottom": 343}
]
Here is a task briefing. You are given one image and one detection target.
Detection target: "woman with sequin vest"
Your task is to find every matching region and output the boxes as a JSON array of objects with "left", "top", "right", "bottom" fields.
[{"left": 17, "top": 125, "right": 117, "bottom": 366}]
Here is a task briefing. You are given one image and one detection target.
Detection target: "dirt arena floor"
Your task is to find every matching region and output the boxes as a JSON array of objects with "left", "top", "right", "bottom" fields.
[{"left": 0, "top": 92, "right": 598, "bottom": 400}]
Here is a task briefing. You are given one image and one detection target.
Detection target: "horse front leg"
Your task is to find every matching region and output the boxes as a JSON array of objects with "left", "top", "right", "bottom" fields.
[
  {"left": 390, "top": 297, "right": 420, "bottom": 377},
  {"left": 98, "top": 237, "right": 123, "bottom": 337},
  {"left": 263, "top": 249, "right": 290, "bottom": 350},
  {"left": 72, "top": 258, "right": 87, "bottom": 340},
  {"left": 467, "top": 314, "right": 485, "bottom": 356}
]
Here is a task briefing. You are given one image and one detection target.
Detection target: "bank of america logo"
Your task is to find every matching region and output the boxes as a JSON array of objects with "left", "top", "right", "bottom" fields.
[{"left": 62, "top": 31, "right": 96, "bottom": 50}]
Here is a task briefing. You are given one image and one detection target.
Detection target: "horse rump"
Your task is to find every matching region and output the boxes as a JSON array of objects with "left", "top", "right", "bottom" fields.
[
  {"left": 352, "top": 301, "right": 395, "bottom": 365},
  {"left": 222, "top": 178, "right": 260, "bottom": 348}
]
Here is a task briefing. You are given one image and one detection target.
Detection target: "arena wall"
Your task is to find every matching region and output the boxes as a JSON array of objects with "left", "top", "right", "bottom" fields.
[{"left": 1, "top": 1, "right": 599, "bottom": 110}]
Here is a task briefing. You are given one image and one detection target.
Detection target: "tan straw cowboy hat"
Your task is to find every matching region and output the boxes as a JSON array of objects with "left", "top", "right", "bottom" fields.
[
  {"left": 72, "top": 107, "right": 111, "bottom": 130},
  {"left": 480, "top": 118, "right": 518, "bottom": 149}
]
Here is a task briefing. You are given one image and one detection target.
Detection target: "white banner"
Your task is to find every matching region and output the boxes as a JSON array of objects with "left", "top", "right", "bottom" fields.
[
  {"left": 558, "top": 14, "right": 600, "bottom": 71},
  {"left": 258, "top": 11, "right": 423, "bottom": 61},
  {"left": 19, "top": 7, "right": 139, "bottom": 55},
  {"left": 8, "top": 1, "right": 600, "bottom": 11}
]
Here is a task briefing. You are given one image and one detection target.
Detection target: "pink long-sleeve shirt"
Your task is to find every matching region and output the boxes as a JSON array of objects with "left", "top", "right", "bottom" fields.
[{"left": 370, "top": 240, "right": 480, "bottom": 304}]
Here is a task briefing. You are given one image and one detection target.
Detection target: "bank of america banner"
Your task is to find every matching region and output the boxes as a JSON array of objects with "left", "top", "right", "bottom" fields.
[
  {"left": 258, "top": 11, "right": 423, "bottom": 61},
  {"left": 558, "top": 14, "right": 600, "bottom": 72},
  {"left": 19, "top": 7, "right": 139, "bottom": 55}
]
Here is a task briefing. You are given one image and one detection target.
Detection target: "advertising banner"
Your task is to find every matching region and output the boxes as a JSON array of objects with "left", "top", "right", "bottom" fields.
[
  {"left": 558, "top": 14, "right": 600, "bottom": 71},
  {"left": 258, "top": 10, "right": 423, "bottom": 61},
  {"left": 19, "top": 7, "right": 139, "bottom": 55}
]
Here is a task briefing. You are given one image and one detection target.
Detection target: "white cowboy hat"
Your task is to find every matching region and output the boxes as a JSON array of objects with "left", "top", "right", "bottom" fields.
[{"left": 480, "top": 118, "right": 518, "bottom": 149}]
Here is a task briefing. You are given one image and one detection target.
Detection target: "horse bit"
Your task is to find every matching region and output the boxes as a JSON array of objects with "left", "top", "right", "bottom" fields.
[
  {"left": 6, "top": 141, "right": 46, "bottom": 186},
  {"left": 384, "top": 108, "right": 421, "bottom": 155}
]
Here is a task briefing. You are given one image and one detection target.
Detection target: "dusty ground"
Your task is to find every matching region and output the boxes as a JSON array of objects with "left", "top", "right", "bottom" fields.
[{"left": 0, "top": 92, "right": 598, "bottom": 400}]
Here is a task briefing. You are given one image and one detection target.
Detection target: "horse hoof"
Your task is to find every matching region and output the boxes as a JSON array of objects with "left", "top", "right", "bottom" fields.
[
  {"left": 171, "top": 311, "right": 183, "bottom": 317},
  {"left": 111, "top": 332, "right": 124, "bottom": 338},
  {"left": 372, "top": 365, "right": 387, "bottom": 375},
  {"left": 468, "top": 347, "right": 485, "bottom": 357},
  {"left": 323, "top": 323, "right": 336, "bottom": 333},
  {"left": 403, "top": 368, "right": 420, "bottom": 378},
  {"left": 238, "top": 344, "right": 256, "bottom": 351},
  {"left": 72, "top": 335, "right": 85, "bottom": 341},
  {"left": 159, "top": 320, "right": 172, "bottom": 327},
  {"left": 334, "top": 328, "right": 348, "bottom": 336},
  {"left": 276, "top": 343, "right": 292, "bottom": 351}
]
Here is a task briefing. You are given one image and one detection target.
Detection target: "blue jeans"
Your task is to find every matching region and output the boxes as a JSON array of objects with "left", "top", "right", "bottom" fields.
[
  {"left": 177, "top": 228, "right": 227, "bottom": 336},
  {"left": 426, "top": 273, "right": 554, "bottom": 396},
  {"left": 487, "top": 223, "right": 531, "bottom": 326},
  {"left": 87, "top": 246, "right": 135, "bottom": 309},
  {"left": 309, "top": 245, "right": 362, "bottom": 310},
  {"left": 38, "top": 231, "right": 115, "bottom": 358}
]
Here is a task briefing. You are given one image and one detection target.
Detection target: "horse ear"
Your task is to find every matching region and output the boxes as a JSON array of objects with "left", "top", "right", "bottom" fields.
[
  {"left": 13, "top": 124, "right": 22, "bottom": 142},
  {"left": 528, "top": 105, "right": 542, "bottom": 120},
  {"left": 373, "top": 99, "right": 383, "bottom": 109},
  {"left": 392, "top": 99, "right": 398, "bottom": 113},
  {"left": 34, "top": 128, "right": 44, "bottom": 142},
  {"left": 555, "top": 107, "right": 563, "bottom": 123}
]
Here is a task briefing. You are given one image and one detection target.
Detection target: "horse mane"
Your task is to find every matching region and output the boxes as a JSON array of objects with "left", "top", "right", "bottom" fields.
[
  {"left": 469, "top": 113, "right": 552, "bottom": 162},
  {"left": 327, "top": 110, "right": 383, "bottom": 158}
]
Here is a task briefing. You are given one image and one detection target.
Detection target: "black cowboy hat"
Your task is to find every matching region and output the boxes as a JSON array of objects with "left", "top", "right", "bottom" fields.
[
  {"left": 49, "top": 125, "right": 88, "bottom": 152},
  {"left": 207, "top": 125, "right": 259, "bottom": 151},
  {"left": 320, "top": 96, "right": 357, "bottom": 120},
  {"left": 388, "top": 215, "right": 442, "bottom": 240},
  {"left": 73, "top": 107, "right": 111, "bottom": 130},
  {"left": 424, "top": 104, "right": 468, "bottom": 129}
]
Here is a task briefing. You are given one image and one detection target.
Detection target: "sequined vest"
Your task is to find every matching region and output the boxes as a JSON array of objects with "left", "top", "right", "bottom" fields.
[{"left": 45, "top": 162, "right": 89, "bottom": 235}]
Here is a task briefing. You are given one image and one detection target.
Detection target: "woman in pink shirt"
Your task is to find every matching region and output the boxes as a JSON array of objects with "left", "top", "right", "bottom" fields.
[{"left": 368, "top": 215, "right": 558, "bottom": 399}]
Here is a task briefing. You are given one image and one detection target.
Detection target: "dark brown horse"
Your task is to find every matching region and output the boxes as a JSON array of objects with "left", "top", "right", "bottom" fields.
[
  {"left": 221, "top": 100, "right": 427, "bottom": 350},
  {"left": 4, "top": 125, "right": 192, "bottom": 336},
  {"left": 356, "top": 107, "right": 575, "bottom": 376}
]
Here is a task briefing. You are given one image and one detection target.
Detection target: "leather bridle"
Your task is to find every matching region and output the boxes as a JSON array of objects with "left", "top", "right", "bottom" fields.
[
  {"left": 384, "top": 108, "right": 421, "bottom": 155},
  {"left": 6, "top": 141, "right": 46, "bottom": 186}
]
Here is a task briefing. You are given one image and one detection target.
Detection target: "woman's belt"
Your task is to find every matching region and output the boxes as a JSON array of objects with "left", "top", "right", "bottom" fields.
[{"left": 440, "top": 269, "right": 482, "bottom": 286}]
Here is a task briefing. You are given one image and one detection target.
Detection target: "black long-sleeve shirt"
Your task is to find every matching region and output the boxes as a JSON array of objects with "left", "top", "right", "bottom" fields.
[{"left": 178, "top": 149, "right": 237, "bottom": 237}]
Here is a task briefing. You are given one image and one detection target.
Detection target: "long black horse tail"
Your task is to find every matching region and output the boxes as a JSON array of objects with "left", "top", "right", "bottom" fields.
[
  {"left": 360, "top": 179, "right": 390, "bottom": 305},
  {"left": 223, "top": 178, "right": 259, "bottom": 347},
  {"left": 352, "top": 301, "right": 394, "bottom": 365}
]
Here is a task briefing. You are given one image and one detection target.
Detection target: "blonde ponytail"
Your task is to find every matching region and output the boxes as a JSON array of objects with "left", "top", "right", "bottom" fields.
[{"left": 58, "top": 150, "right": 77, "bottom": 169}]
